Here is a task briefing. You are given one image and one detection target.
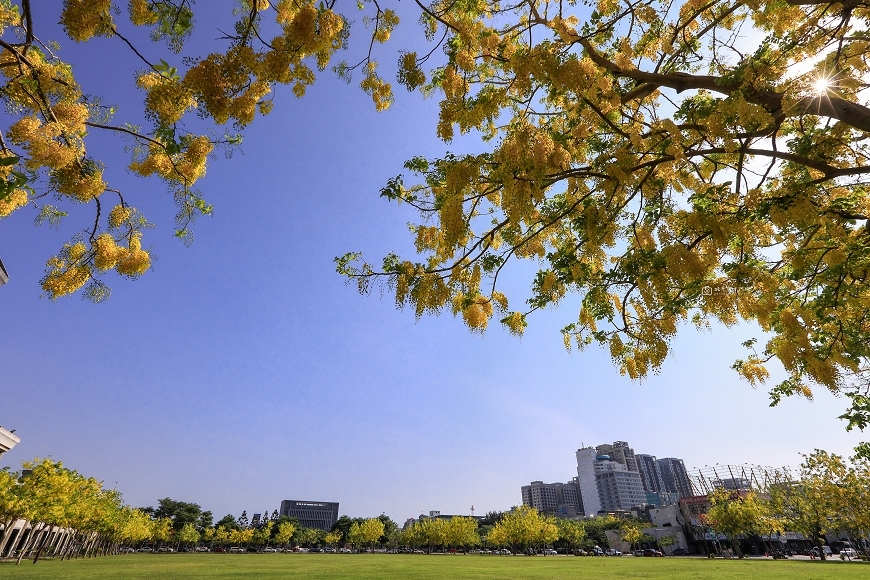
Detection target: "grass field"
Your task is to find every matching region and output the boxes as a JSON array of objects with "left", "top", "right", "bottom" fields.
[{"left": 1, "top": 554, "right": 866, "bottom": 579}]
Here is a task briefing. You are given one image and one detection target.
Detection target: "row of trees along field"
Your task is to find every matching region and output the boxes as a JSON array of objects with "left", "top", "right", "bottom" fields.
[
  {"left": 3, "top": 449, "right": 868, "bottom": 564},
  {"left": 0, "top": 459, "right": 153, "bottom": 565},
  {"left": 703, "top": 450, "right": 870, "bottom": 561}
]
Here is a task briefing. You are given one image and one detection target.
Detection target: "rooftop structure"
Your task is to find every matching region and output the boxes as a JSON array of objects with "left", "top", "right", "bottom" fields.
[
  {"left": 687, "top": 464, "right": 780, "bottom": 496},
  {"left": 0, "top": 426, "right": 20, "bottom": 459}
]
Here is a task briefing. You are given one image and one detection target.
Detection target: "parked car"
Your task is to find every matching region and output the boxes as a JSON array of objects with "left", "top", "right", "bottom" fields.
[
  {"left": 339, "top": 548, "right": 352, "bottom": 553},
  {"left": 157, "top": 546, "right": 174, "bottom": 553},
  {"left": 542, "top": 549, "right": 558, "bottom": 556},
  {"left": 840, "top": 547, "right": 858, "bottom": 558},
  {"left": 120, "top": 547, "right": 136, "bottom": 553},
  {"left": 262, "top": 547, "right": 277, "bottom": 553},
  {"left": 195, "top": 546, "right": 210, "bottom": 553},
  {"left": 310, "top": 547, "right": 323, "bottom": 553},
  {"left": 811, "top": 546, "right": 833, "bottom": 557},
  {"left": 643, "top": 548, "right": 663, "bottom": 557},
  {"left": 137, "top": 547, "right": 153, "bottom": 553},
  {"left": 500, "top": 549, "right": 513, "bottom": 555},
  {"left": 591, "top": 546, "right": 605, "bottom": 556},
  {"left": 633, "top": 549, "right": 645, "bottom": 557},
  {"left": 572, "top": 549, "right": 587, "bottom": 556},
  {"left": 605, "top": 549, "right": 622, "bottom": 556},
  {"left": 228, "top": 546, "right": 243, "bottom": 553},
  {"left": 671, "top": 548, "right": 690, "bottom": 556},
  {"left": 213, "top": 547, "right": 226, "bottom": 553}
]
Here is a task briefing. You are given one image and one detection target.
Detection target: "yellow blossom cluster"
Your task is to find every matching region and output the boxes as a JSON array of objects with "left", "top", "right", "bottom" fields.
[
  {"left": 41, "top": 254, "right": 91, "bottom": 299},
  {"left": 8, "top": 116, "right": 81, "bottom": 171},
  {"left": 108, "top": 204, "right": 131, "bottom": 228},
  {"left": 51, "top": 163, "right": 106, "bottom": 202},
  {"left": 360, "top": 62, "right": 393, "bottom": 112},
  {"left": 60, "top": 0, "right": 114, "bottom": 42},
  {"left": 137, "top": 72, "right": 197, "bottom": 126},
  {"left": 128, "top": 0, "right": 159, "bottom": 26},
  {"left": 0, "top": 188, "right": 27, "bottom": 218}
]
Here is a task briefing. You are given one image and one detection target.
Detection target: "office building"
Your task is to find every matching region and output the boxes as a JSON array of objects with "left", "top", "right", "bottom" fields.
[
  {"left": 521, "top": 479, "right": 582, "bottom": 516},
  {"left": 279, "top": 500, "right": 339, "bottom": 530},
  {"left": 657, "top": 458, "right": 693, "bottom": 498},
  {"left": 636, "top": 453, "right": 665, "bottom": 492}
]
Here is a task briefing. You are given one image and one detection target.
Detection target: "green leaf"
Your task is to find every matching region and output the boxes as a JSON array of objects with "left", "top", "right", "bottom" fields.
[{"left": 0, "top": 156, "right": 19, "bottom": 167}]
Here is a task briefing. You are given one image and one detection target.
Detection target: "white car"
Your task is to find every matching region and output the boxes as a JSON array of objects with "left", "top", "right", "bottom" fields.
[
  {"left": 840, "top": 547, "right": 858, "bottom": 558},
  {"left": 605, "top": 549, "right": 622, "bottom": 556},
  {"left": 195, "top": 546, "right": 210, "bottom": 553},
  {"left": 543, "top": 549, "right": 558, "bottom": 556},
  {"left": 262, "top": 547, "right": 277, "bottom": 553}
]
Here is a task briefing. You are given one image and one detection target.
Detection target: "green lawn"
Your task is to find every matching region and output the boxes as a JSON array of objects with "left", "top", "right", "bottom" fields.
[{"left": 0, "top": 554, "right": 865, "bottom": 579}]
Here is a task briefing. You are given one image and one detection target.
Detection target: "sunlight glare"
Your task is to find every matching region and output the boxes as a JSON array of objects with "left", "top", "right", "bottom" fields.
[{"left": 813, "top": 78, "right": 830, "bottom": 95}]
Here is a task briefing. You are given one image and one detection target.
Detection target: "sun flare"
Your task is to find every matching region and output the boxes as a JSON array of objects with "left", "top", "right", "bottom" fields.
[{"left": 813, "top": 77, "right": 830, "bottom": 95}]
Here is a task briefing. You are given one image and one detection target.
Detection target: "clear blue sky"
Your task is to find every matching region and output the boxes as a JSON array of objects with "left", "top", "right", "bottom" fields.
[{"left": 0, "top": 2, "right": 863, "bottom": 524}]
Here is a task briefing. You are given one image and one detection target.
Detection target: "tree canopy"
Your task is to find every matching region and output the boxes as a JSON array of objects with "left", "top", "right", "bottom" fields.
[
  {"left": 335, "top": 0, "right": 870, "bottom": 438},
  {"left": 5, "top": 2, "right": 870, "bottom": 434},
  {"left": 0, "top": 0, "right": 389, "bottom": 300}
]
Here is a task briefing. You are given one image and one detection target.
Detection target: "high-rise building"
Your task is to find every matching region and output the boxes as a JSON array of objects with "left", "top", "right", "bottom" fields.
[
  {"left": 575, "top": 447, "right": 601, "bottom": 516},
  {"left": 596, "top": 441, "right": 639, "bottom": 472},
  {"left": 577, "top": 446, "right": 648, "bottom": 515},
  {"left": 635, "top": 453, "right": 665, "bottom": 492},
  {"left": 279, "top": 500, "right": 339, "bottom": 530},
  {"left": 593, "top": 456, "right": 647, "bottom": 511},
  {"left": 657, "top": 458, "right": 693, "bottom": 498},
  {"left": 521, "top": 479, "right": 582, "bottom": 516}
]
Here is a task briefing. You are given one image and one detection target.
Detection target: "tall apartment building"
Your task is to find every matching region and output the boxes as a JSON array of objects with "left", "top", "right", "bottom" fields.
[
  {"left": 596, "top": 441, "right": 639, "bottom": 472},
  {"left": 594, "top": 457, "right": 647, "bottom": 511},
  {"left": 521, "top": 479, "right": 583, "bottom": 516},
  {"left": 635, "top": 453, "right": 665, "bottom": 493},
  {"left": 279, "top": 500, "right": 339, "bottom": 530},
  {"left": 577, "top": 446, "right": 647, "bottom": 515},
  {"left": 657, "top": 458, "right": 693, "bottom": 498}
]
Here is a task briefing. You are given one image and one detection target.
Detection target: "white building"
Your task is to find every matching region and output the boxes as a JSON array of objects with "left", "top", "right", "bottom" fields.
[
  {"left": 575, "top": 447, "right": 601, "bottom": 516},
  {"left": 0, "top": 426, "right": 20, "bottom": 459}
]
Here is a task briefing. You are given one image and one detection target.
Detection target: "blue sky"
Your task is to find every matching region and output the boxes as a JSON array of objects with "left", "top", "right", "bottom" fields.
[{"left": 0, "top": 1, "right": 864, "bottom": 524}]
